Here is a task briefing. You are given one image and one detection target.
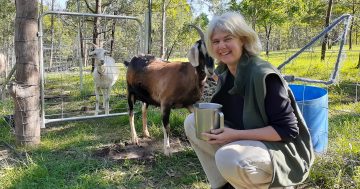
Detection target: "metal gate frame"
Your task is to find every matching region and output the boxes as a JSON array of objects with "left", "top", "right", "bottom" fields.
[{"left": 38, "top": 11, "right": 148, "bottom": 128}]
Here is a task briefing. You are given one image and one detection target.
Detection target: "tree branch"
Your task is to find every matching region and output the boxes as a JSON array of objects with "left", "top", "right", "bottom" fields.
[
  {"left": 102, "top": 0, "right": 116, "bottom": 8},
  {"left": 83, "top": 0, "right": 95, "bottom": 13}
]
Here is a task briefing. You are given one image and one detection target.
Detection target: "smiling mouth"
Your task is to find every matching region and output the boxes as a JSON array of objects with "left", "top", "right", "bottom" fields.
[{"left": 220, "top": 51, "right": 231, "bottom": 56}]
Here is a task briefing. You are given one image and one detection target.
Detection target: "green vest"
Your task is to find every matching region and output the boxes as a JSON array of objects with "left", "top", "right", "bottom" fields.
[{"left": 214, "top": 52, "right": 315, "bottom": 187}]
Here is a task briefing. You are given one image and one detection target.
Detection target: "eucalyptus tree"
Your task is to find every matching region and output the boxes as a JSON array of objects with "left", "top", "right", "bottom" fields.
[
  {"left": 230, "top": 0, "right": 288, "bottom": 56},
  {"left": 333, "top": 0, "right": 360, "bottom": 50},
  {"left": 229, "top": 0, "right": 258, "bottom": 30},
  {"left": 321, "top": 0, "right": 333, "bottom": 61},
  {"left": 10, "top": 0, "right": 40, "bottom": 145},
  {"left": 333, "top": 0, "right": 360, "bottom": 68},
  {"left": 151, "top": 0, "right": 194, "bottom": 58},
  {"left": 65, "top": 0, "right": 148, "bottom": 59},
  {"left": 0, "top": 0, "right": 15, "bottom": 48},
  {"left": 0, "top": 0, "right": 15, "bottom": 78},
  {"left": 166, "top": 12, "right": 209, "bottom": 60}
]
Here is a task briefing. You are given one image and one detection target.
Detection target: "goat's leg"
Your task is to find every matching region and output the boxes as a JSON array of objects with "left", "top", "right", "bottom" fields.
[
  {"left": 128, "top": 93, "right": 139, "bottom": 145},
  {"left": 142, "top": 103, "right": 150, "bottom": 138},
  {"left": 95, "top": 86, "right": 100, "bottom": 115},
  {"left": 102, "top": 90, "right": 106, "bottom": 111},
  {"left": 104, "top": 88, "right": 110, "bottom": 115},
  {"left": 161, "top": 104, "right": 171, "bottom": 156}
]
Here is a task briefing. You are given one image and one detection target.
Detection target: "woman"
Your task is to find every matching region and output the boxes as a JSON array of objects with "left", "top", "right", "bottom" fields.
[{"left": 184, "top": 12, "right": 314, "bottom": 189}]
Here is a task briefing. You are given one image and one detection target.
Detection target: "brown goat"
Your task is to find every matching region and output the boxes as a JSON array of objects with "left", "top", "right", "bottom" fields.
[{"left": 124, "top": 38, "right": 214, "bottom": 156}]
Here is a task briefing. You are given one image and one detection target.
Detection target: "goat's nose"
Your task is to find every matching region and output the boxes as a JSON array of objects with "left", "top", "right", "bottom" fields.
[{"left": 100, "top": 60, "right": 105, "bottom": 65}]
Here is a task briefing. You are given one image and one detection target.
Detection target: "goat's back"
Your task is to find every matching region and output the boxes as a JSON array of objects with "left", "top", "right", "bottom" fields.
[{"left": 126, "top": 56, "right": 202, "bottom": 108}]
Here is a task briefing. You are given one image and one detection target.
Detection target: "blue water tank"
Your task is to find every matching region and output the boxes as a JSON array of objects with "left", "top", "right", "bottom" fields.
[{"left": 289, "top": 84, "right": 328, "bottom": 153}]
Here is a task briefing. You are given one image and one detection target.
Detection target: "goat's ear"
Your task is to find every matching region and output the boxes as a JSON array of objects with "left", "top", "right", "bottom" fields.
[{"left": 187, "top": 43, "right": 199, "bottom": 67}]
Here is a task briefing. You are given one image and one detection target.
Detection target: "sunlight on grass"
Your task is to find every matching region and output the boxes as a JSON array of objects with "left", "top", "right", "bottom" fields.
[{"left": 1, "top": 47, "right": 360, "bottom": 188}]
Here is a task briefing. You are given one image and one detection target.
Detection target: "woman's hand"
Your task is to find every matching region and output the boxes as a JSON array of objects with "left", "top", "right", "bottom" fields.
[
  {"left": 202, "top": 126, "right": 282, "bottom": 145},
  {"left": 202, "top": 127, "right": 240, "bottom": 145}
]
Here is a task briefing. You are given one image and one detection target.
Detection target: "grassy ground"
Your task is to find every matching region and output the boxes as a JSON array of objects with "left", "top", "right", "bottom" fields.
[{"left": 1, "top": 47, "right": 360, "bottom": 188}]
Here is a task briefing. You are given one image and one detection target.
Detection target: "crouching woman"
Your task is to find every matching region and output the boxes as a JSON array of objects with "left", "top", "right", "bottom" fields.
[{"left": 184, "top": 12, "right": 314, "bottom": 189}]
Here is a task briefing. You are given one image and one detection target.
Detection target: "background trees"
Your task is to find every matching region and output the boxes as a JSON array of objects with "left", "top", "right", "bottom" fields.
[
  {"left": 2, "top": 0, "right": 359, "bottom": 145},
  {"left": 30, "top": 0, "right": 359, "bottom": 59}
]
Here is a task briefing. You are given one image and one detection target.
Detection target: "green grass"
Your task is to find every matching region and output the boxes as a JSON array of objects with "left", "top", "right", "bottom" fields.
[{"left": 1, "top": 47, "right": 360, "bottom": 188}]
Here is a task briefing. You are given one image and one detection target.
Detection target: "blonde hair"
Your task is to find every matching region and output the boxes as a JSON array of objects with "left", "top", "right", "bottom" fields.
[{"left": 205, "top": 12, "right": 262, "bottom": 57}]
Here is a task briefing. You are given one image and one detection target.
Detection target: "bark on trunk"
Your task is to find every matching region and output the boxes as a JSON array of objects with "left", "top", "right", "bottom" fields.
[
  {"left": 49, "top": 0, "right": 55, "bottom": 68},
  {"left": 91, "top": 0, "right": 101, "bottom": 72},
  {"left": 265, "top": 24, "right": 271, "bottom": 56},
  {"left": 10, "top": 0, "right": 40, "bottom": 146},
  {"left": 160, "top": 0, "right": 166, "bottom": 59},
  {"left": 321, "top": 0, "right": 333, "bottom": 61},
  {"left": 349, "top": 0, "right": 355, "bottom": 50}
]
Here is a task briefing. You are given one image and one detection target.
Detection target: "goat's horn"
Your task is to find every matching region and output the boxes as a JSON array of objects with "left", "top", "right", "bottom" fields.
[{"left": 189, "top": 24, "right": 204, "bottom": 41}]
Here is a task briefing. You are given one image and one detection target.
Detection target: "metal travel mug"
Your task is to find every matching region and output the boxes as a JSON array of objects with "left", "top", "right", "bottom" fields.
[{"left": 194, "top": 103, "right": 224, "bottom": 141}]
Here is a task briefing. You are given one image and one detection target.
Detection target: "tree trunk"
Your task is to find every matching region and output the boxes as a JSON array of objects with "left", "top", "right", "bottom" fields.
[
  {"left": 356, "top": 28, "right": 358, "bottom": 45},
  {"left": 147, "top": 0, "right": 152, "bottom": 54},
  {"left": 160, "top": 0, "right": 166, "bottom": 59},
  {"left": 349, "top": 0, "right": 355, "bottom": 50},
  {"left": 110, "top": 11, "right": 117, "bottom": 56},
  {"left": 77, "top": 0, "right": 86, "bottom": 67},
  {"left": 265, "top": 24, "right": 271, "bottom": 56},
  {"left": 49, "top": 0, "right": 55, "bottom": 68},
  {"left": 10, "top": 0, "right": 40, "bottom": 146},
  {"left": 91, "top": 0, "right": 101, "bottom": 72},
  {"left": 321, "top": 0, "right": 333, "bottom": 61}
]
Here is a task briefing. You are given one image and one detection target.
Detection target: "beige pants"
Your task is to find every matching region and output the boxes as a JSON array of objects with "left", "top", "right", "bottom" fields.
[{"left": 184, "top": 113, "right": 274, "bottom": 189}]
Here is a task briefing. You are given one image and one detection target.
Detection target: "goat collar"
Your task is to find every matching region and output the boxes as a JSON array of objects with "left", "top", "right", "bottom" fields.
[{"left": 96, "top": 65, "right": 105, "bottom": 76}]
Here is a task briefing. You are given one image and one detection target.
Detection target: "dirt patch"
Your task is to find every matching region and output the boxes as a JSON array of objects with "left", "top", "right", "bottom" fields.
[{"left": 93, "top": 137, "right": 191, "bottom": 160}]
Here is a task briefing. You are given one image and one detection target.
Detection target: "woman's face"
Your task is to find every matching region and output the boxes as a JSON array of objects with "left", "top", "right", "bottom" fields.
[{"left": 210, "top": 29, "right": 244, "bottom": 65}]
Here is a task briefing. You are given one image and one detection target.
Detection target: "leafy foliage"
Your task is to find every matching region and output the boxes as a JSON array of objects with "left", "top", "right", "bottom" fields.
[{"left": 1, "top": 0, "right": 360, "bottom": 188}]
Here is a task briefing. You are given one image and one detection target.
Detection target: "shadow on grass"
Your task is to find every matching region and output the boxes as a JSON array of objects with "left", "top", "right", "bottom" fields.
[
  {"left": 3, "top": 132, "right": 207, "bottom": 188},
  {"left": 1, "top": 111, "right": 209, "bottom": 188}
]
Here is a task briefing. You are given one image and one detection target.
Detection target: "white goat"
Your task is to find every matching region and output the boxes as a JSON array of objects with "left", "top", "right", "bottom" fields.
[{"left": 89, "top": 47, "right": 119, "bottom": 115}]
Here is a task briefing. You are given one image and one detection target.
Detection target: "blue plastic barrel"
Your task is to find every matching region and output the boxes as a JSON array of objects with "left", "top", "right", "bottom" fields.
[{"left": 289, "top": 84, "right": 328, "bottom": 153}]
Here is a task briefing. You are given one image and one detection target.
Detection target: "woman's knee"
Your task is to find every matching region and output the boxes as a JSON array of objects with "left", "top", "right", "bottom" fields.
[
  {"left": 184, "top": 113, "right": 195, "bottom": 136},
  {"left": 214, "top": 145, "right": 240, "bottom": 176},
  {"left": 214, "top": 142, "right": 273, "bottom": 184}
]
